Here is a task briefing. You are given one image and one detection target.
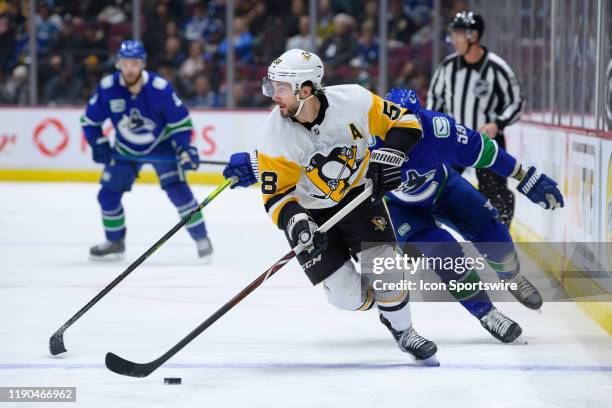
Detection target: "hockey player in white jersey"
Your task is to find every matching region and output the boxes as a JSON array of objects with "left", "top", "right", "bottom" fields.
[{"left": 227, "top": 49, "right": 438, "bottom": 364}]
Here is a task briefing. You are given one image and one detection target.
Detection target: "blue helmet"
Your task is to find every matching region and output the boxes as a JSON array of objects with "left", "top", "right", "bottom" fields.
[
  {"left": 117, "top": 40, "right": 147, "bottom": 60},
  {"left": 386, "top": 88, "right": 421, "bottom": 114}
]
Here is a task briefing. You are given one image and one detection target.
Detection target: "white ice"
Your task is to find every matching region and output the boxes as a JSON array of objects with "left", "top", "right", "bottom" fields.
[{"left": 1, "top": 182, "right": 610, "bottom": 408}]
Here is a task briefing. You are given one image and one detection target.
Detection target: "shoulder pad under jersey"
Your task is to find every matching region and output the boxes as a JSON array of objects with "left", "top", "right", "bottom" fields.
[
  {"left": 100, "top": 75, "right": 114, "bottom": 89},
  {"left": 152, "top": 76, "right": 168, "bottom": 90}
]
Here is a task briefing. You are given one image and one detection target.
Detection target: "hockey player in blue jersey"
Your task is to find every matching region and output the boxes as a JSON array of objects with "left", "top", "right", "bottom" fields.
[
  {"left": 82, "top": 40, "right": 213, "bottom": 261},
  {"left": 374, "top": 88, "right": 563, "bottom": 342},
  {"left": 222, "top": 88, "right": 564, "bottom": 343}
]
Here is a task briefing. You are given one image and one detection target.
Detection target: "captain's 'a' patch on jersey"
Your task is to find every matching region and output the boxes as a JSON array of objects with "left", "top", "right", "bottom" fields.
[{"left": 255, "top": 84, "right": 422, "bottom": 226}]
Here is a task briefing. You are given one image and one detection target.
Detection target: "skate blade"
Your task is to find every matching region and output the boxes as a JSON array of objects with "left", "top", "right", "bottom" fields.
[
  {"left": 89, "top": 253, "right": 125, "bottom": 262},
  {"left": 510, "top": 335, "right": 528, "bottom": 345},
  {"left": 414, "top": 354, "right": 440, "bottom": 367},
  {"left": 198, "top": 254, "right": 213, "bottom": 265}
]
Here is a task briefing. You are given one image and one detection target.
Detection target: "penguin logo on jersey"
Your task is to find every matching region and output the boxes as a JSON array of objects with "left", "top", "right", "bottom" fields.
[
  {"left": 304, "top": 145, "right": 365, "bottom": 201},
  {"left": 396, "top": 169, "right": 438, "bottom": 202},
  {"left": 371, "top": 216, "right": 387, "bottom": 232},
  {"left": 473, "top": 79, "right": 490, "bottom": 98},
  {"left": 117, "top": 108, "right": 156, "bottom": 144}
]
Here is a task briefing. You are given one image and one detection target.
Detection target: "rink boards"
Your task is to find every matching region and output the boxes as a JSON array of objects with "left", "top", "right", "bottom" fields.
[{"left": 0, "top": 106, "right": 610, "bottom": 334}]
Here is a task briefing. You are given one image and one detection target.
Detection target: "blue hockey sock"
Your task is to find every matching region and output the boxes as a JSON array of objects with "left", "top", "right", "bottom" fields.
[
  {"left": 410, "top": 227, "right": 493, "bottom": 319},
  {"left": 98, "top": 188, "right": 125, "bottom": 241},
  {"left": 472, "top": 219, "right": 520, "bottom": 281},
  {"left": 164, "top": 182, "right": 207, "bottom": 241}
]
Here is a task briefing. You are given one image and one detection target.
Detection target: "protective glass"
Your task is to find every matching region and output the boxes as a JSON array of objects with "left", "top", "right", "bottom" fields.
[{"left": 262, "top": 77, "right": 293, "bottom": 98}]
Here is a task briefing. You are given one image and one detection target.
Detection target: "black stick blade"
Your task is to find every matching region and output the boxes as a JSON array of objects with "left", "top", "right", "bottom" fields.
[
  {"left": 105, "top": 352, "right": 157, "bottom": 378},
  {"left": 49, "top": 332, "right": 67, "bottom": 355}
]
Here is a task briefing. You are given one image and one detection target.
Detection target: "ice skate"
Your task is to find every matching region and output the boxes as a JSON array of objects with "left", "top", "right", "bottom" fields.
[
  {"left": 196, "top": 237, "right": 213, "bottom": 262},
  {"left": 379, "top": 315, "right": 439, "bottom": 366},
  {"left": 508, "top": 275, "right": 543, "bottom": 310},
  {"left": 479, "top": 307, "right": 523, "bottom": 343},
  {"left": 89, "top": 239, "right": 125, "bottom": 261}
]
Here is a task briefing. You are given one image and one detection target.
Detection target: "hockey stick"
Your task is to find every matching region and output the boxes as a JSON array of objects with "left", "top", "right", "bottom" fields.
[
  {"left": 112, "top": 154, "right": 228, "bottom": 166},
  {"left": 49, "top": 177, "right": 236, "bottom": 356},
  {"left": 105, "top": 184, "right": 373, "bottom": 377}
]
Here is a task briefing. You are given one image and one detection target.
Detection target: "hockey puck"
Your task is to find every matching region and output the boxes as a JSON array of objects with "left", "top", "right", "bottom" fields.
[{"left": 164, "top": 377, "right": 181, "bottom": 385}]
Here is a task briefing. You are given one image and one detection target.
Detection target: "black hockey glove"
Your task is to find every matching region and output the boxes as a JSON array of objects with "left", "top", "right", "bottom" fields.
[
  {"left": 286, "top": 213, "right": 328, "bottom": 257},
  {"left": 366, "top": 147, "right": 406, "bottom": 202}
]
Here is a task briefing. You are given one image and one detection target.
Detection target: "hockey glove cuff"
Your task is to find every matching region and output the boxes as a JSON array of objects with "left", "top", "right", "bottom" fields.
[
  {"left": 223, "top": 152, "right": 259, "bottom": 188},
  {"left": 367, "top": 148, "right": 405, "bottom": 202}
]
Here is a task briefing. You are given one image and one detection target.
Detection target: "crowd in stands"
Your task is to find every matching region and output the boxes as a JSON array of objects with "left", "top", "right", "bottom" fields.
[{"left": 0, "top": 0, "right": 465, "bottom": 108}]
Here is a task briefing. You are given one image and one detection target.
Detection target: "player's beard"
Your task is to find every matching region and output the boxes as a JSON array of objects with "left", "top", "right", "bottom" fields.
[
  {"left": 122, "top": 71, "right": 143, "bottom": 88},
  {"left": 279, "top": 103, "right": 298, "bottom": 118}
]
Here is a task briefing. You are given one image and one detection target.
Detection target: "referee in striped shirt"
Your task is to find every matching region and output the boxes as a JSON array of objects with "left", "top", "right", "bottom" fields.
[{"left": 427, "top": 11, "right": 523, "bottom": 227}]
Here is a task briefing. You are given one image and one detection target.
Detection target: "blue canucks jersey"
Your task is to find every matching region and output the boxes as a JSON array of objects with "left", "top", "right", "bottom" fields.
[
  {"left": 81, "top": 71, "right": 193, "bottom": 155},
  {"left": 370, "top": 107, "right": 518, "bottom": 207}
]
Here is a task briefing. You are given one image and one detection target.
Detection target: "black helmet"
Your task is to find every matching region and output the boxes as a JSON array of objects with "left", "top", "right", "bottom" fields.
[{"left": 448, "top": 11, "right": 485, "bottom": 38}]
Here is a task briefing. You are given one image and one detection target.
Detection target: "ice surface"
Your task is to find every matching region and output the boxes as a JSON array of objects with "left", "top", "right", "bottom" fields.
[{"left": 1, "top": 182, "right": 610, "bottom": 408}]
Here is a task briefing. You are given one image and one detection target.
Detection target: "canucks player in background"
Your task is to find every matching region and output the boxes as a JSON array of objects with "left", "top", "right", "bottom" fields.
[
  {"left": 223, "top": 88, "right": 564, "bottom": 343},
  {"left": 82, "top": 40, "right": 213, "bottom": 261}
]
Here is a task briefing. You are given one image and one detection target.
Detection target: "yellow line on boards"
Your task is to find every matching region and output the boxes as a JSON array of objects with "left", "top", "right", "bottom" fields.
[
  {"left": 0, "top": 169, "right": 225, "bottom": 185},
  {"left": 511, "top": 221, "right": 612, "bottom": 336}
]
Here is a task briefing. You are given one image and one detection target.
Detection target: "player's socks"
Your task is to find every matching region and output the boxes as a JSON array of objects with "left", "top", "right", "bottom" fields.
[
  {"left": 479, "top": 307, "right": 523, "bottom": 343},
  {"left": 407, "top": 229, "right": 495, "bottom": 319},
  {"left": 446, "top": 268, "right": 494, "bottom": 319},
  {"left": 98, "top": 189, "right": 126, "bottom": 241},
  {"left": 471, "top": 220, "right": 543, "bottom": 310},
  {"left": 89, "top": 239, "right": 125, "bottom": 261}
]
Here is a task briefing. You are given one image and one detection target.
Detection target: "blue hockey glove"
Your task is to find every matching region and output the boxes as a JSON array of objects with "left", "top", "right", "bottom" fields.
[
  {"left": 176, "top": 145, "right": 200, "bottom": 171},
  {"left": 222, "top": 152, "right": 258, "bottom": 188},
  {"left": 517, "top": 166, "right": 564, "bottom": 210},
  {"left": 92, "top": 138, "right": 112, "bottom": 165}
]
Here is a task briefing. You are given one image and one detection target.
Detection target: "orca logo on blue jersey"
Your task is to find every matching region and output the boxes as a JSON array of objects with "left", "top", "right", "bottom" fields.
[
  {"left": 393, "top": 169, "right": 439, "bottom": 203},
  {"left": 402, "top": 169, "right": 436, "bottom": 192},
  {"left": 117, "top": 108, "right": 156, "bottom": 145}
]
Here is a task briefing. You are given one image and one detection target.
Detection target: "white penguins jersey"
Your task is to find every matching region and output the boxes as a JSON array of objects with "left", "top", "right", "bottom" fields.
[{"left": 255, "top": 84, "right": 421, "bottom": 227}]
